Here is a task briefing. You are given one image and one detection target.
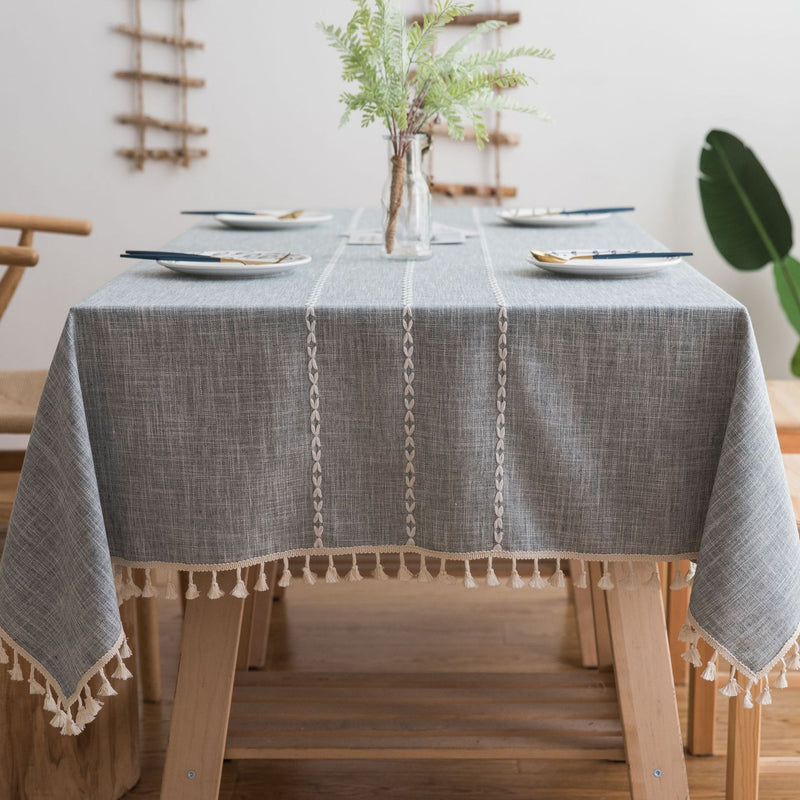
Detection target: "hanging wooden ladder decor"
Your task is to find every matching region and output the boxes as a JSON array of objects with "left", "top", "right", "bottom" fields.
[
  {"left": 114, "top": 0, "right": 207, "bottom": 169},
  {"left": 411, "top": 1, "right": 521, "bottom": 204}
]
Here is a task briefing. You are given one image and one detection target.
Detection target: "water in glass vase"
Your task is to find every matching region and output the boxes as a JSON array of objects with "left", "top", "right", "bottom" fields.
[{"left": 382, "top": 134, "right": 432, "bottom": 260}]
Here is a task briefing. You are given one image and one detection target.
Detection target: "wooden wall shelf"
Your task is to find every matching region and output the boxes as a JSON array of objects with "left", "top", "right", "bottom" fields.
[
  {"left": 114, "top": 71, "right": 204, "bottom": 88},
  {"left": 114, "top": 24, "right": 204, "bottom": 49},
  {"left": 408, "top": 11, "right": 520, "bottom": 26},
  {"left": 430, "top": 182, "right": 518, "bottom": 199},
  {"left": 426, "top": 123, "right": 519, "bottom": 146},
  {"left": 118, "top": 147, "right": 208, "bottom": 163},
  {"left": 117, "top": 114, "right": 207, "bottom": 135}
]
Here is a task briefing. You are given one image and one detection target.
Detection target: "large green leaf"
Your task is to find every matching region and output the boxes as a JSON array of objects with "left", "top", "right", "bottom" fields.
[
  {"left": 791, "top": 341, "right": 800, "bottom": 378},
  {"left": 774, "top": 256, "right": 800, "bottom": 336},
  {"left": 699, "top": 129, "right": 792, "bottom": 270}
]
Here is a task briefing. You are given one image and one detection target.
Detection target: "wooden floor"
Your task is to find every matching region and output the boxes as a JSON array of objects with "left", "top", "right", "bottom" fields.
[{"left": 126, "top": 579, "right": 800, "bottom": 799}]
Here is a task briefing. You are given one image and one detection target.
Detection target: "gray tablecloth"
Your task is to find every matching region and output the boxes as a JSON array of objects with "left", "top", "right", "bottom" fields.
[{"left": 1, "top": 208, "right": 799, "bottom": 731}]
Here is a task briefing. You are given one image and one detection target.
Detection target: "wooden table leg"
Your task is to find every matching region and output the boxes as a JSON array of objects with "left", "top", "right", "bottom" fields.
[
  {"left": 606, "top": 561, "right": 689, "bottom": 799},
  {"left": 726, "top": 684, "right": 761, "bottom": 800},
  {"left": 589, "top": 562, "right": 613, "bottom": 669},
  {"left": 247, "top": 562, "right": 278, "bottom": 669},
  {"left": 570, "top": 559, "right": 599, "bottom": 668},
  {"left": 161, "top": 569, "right": 247, "bottom": 800},
  {"left": 132, "top": 568, "right": 162, "bottom": 702},
  {"left": 666, "top": 561, "right": 690, "bottom": 686},
  {"left": 687, "top": 639, "right": 717, "bottom": 756}
]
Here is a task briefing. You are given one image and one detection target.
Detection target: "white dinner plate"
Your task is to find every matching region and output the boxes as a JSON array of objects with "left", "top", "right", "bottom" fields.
[
  {"left": 526, "top": 252, "right": 680, "bottom": 278},
  {"left": 215, "top": 210, "right": 333, "bottom": 230},
  {"left": 157, "top": 251, "right": 311, "bottom": 278},
  {"left": 498, "top": 208, "right": 611, "bottom": 227}
]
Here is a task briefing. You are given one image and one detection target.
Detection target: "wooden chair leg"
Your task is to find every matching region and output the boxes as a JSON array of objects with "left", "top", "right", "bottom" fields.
[
  {"left": 687, "top": 638, "right": 717, "bottom": 756},
  {"left": 606, "top": 561, "right": 689, "bottom": 799},
  {"left": 589, "top": 562, "right": 613, "bottom": 669},
  {"left": 726, "top": 684, "right": 761, "bottom": 800},
  {"left": 570, "top": 559, "right": 598, "bottom": 668},
  {"left": 132, "top": 568, "right": 161, "bottom": 703},
  {"left": 161, "top": 570, "right": 247, "bottom": 800},
  {"left": 666, "top": 561, "right": 690, "bottom": 686}
]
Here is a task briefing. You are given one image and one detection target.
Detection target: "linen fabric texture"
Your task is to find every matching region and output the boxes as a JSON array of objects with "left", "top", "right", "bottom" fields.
[{"left": 0, "top": 208, "right": 798, "bottom": 705}]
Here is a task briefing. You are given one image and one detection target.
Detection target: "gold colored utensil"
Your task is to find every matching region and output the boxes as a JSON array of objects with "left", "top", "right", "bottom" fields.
[{"left": 224, "top": 252, "right": 292, "bottom": 265}]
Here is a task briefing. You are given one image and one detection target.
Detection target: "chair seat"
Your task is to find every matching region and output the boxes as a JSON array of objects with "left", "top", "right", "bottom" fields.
[
  {"left": 0, "top": 370, "right": 47, "bottom": 434},
  {"left": 783, "top": 455, "right": 800, "bottom": 530},
  {"left": 768, "top": 381, "right": 800, "bottom": 453}
]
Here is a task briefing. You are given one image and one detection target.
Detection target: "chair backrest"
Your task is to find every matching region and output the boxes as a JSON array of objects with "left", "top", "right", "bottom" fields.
[{"left": 0, "top": 212, "right": 92, "bottom": 322}]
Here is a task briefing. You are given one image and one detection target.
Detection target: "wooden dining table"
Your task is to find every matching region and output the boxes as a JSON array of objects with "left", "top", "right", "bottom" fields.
[{"left": 1, "top": 208, "right": 798, "bottom": 799}]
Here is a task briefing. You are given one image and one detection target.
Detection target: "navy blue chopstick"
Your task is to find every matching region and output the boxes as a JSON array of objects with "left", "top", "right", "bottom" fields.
[
  {"left": 122, "top": 251, "right": 221, "bottom": 262},
  {"left": 584, "top": 251, "right": 692, "bottom": 260},
  {"left": 560, "top": 206, "right": 636, "bottom": 215},
  {"left": 180, "top": 210, "right": 257, "bottom": 216}
]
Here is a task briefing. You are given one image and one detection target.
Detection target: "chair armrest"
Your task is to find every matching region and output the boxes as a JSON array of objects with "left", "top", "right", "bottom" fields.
[
  {"left": 0, "top": 246, "right": 38, "bottom": 267},
  {"left": 0, "top": 212, "right": 91, "bottom": 236}
]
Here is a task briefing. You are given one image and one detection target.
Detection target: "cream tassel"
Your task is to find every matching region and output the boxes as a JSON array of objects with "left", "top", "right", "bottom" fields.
[
  {"left": 345, "top": 554, "right": 363, "bottom": 582},
  {"left": 743, "top": 679, "right": 755, "bottom": 709},
  {"left": 755, "top": 675, "right": 772, "bottom": 706},
  {"left": 720, "top": 667, "right": 743, "bottom": 697},
  {"left": 112, "top": 653, "right": 133, "bottom": 681},
  {"left": 397, "top": 552, "right": 414, "bottom": 581},
  {"left": 788, "top": 642, "right": 800, "bottom": 671},
  {"left": 43, "top": 685, "right": 59, "bottom": 714},
  {"left": 463, "top": 559, "right": 477, "bottom": 589},
  {"left": 50, "top": 701, "right": 68, "bottom": 729},
  {"left": 60, "top": 705, "right": 81, "bottom": 736},
  {"left": 278, "top": 557, "right": 293, "bottom": 587},
  {"left": 230, "top": 567, "right": 249, "bottom": 598},
  {"left": 325, "top": 555, "right": 341, "bottom": 584},
  {"left": 645, "top": 563, "right": 662, "bottom": 590},
  {"left": 255, "top": 563, "right": 269, "bottom": 592},
  {"left": 49, "top": 701, "right": 67, "bottom": 729},
  {"left": 701, "top": 650, "right": 719, "bottom": 681},
  {"left": 141, "top": 568, "right": 158, "bottom": 598},
  {"left": 548, "top": 558, "right": 566, "bottom": 588},
  {"left": 529, "top": 557, "right": 547, "bottom": 589},
  {"left": 775, "top": 659, "right": 789, "bottom": 689},
  {"left": 677, "top": 621, "right": 696, "bottom": 643},
  {"left": 97, "top": 666, "right": 118, "bottom": 697},
  {"left": 669, "top": 564, "right": 688, "bottom": 590},
  {"left": 509, "top": 556, "right": 526, "bottom": 589},
  {"left": 119, "top": 635, "right": 132, "bottom": 660},
  {"left": 27, "top": 664, "right": 45, "bottom": 695},
  {"left": 0, "top": 640, "right": 8, "bottom": 664},
  {"left": 9, "top": 651, "right": 23, "bottom": 681},
  {"left": 416, "top": 554, "right": 433, "bottom": 583},
  {"left": 75, "top": 695, "right": 94, "bottom": 727},
  {"left": 185, "top": 571, "right": 200, "bottom": 600},
  {"left": 436, "top": 558, "right": 452, "bottom": 583},
  {"left": 124, "top": 567, "right": 142, "bottom": 599},
  {"left": 207, "top": 570, "right": 225, "bottom": 599},
  {"left": 302, "top": 555, "right": 317, "bottom": 585},
  {"left": 372, "top": 552, "right": 389, "bottom": 581},
  {"left": 682, "top": 642, "right": 703, "bottom": 668},
  {"left": 165, "top": 570, "right": 179, "bottom": 600},
  {"left": 574, "top": 560, "right": 588, "bottom": 590},
  {"left": 685, "top": 561, "right": 697, "bottom": 586},
  {"left": 84, "top": 683, "right": 103, "bottom": 716},
  {"left": 486, "top": 555, "right": 500, "bottom": 587},
  {"left": 597, "top": 561, "right": 615, "bottom": 590}
]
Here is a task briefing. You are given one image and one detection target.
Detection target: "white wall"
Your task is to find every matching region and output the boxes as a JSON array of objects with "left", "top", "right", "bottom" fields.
[{"left": 3, "top": 0, "right": 800, "bottom": 376}]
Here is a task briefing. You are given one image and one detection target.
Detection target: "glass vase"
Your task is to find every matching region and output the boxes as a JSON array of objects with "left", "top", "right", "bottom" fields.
[{"left": 381, "top": 134, "right": 432, "bottom": 260}]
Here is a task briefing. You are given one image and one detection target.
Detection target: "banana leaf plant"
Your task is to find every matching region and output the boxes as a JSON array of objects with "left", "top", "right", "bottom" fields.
[{"left": 699, "top": 129, "right": 800, "bottom": 375}]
